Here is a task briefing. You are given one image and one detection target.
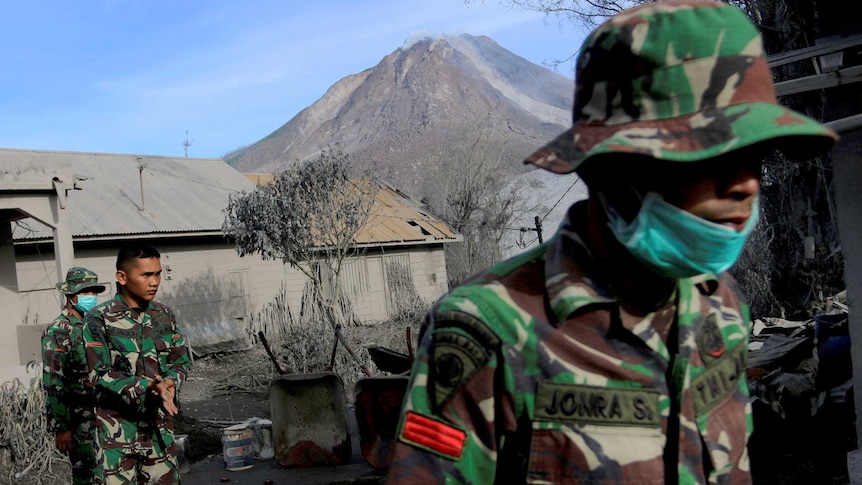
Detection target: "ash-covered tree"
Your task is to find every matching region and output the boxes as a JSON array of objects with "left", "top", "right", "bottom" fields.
[
  {"left": 421, "top": 119, "right": 541, "bottom": 287},
  {"left": 222, "top": 147, "right": 379, "bottom": 332}
]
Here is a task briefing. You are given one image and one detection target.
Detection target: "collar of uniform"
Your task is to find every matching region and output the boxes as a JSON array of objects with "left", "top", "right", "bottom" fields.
[
  {"left": 113, "top": 293, "right": 156, "bottom": 319},
  {"left": 690, "top": 273, "right": 721, "bottom": 296},
  {"left": 543, "top": 201, "right": 617, "bottom": 326},
  {"left": 543, "top": 201, "right": 722, "bottom": 327},
  {"left": 61, "top": 308, "right": 83, "bottom": 324}
]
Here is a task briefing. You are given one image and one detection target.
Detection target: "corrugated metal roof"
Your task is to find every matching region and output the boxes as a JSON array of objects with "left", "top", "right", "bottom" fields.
[
  {"left": 242, "top": 174, "right": 460, "bottom": 246},
  {"left": 8, "top": 148, "right": 255, "bottom": 240},
  {"left": 7, "top": 151, "right": 460, "bottom": 246},
  {"left": 358, "top": 181, "right": 460, "bottom": 245}
]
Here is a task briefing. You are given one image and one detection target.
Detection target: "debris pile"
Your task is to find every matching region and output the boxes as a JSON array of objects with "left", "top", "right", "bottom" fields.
[{"left": 746, "top": 296, "right": 854, "bottom": 484}]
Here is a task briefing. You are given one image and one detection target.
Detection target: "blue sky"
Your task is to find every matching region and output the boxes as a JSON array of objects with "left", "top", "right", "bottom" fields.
[{"left": 0, "top": 1, "right": 584, "bottom": 159}]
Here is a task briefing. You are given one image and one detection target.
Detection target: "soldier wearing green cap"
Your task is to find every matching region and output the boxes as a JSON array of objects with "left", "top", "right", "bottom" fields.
[
  {"left": 387, "top": 1, "right": 838, "bottom": 484},
  {"left": 41, "top": 266, "right": 107, "bottom": 485}
]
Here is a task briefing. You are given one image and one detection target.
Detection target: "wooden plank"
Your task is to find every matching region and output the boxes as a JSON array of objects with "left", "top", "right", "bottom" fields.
[
  {"left": 768, "top": 33, "right": 862, "bottom": 68},
  {"left": 775, "top": 65, "right": 862, "bottom": 96},
  {"left": 825, "top": 113, "right": 862, "bottom": 134}
]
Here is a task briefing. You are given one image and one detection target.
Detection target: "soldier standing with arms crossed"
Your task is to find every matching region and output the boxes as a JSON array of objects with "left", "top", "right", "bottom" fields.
[
  {"left": 42, "top": 267, "right": 107, "bottom": 484},
  {"left": 386, "top": 1, "right": 838, "bottom": 483},
  {"left": 83, "top": 241, "right": 190, "bottom": 484}
]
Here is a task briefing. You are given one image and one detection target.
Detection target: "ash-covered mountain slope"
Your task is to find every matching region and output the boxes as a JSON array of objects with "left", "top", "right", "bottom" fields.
[{"left": 227, "top": 33, "right": 574, "bottom": 196}]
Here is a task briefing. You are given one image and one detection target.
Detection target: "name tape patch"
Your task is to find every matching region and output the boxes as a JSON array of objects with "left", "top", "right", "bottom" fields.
[{"left": 536, "top": 382, "right": 660, "bottom": 427}]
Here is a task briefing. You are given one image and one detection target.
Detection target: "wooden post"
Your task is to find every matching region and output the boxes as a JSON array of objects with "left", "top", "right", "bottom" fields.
[{"left": 534, "top": 216, "right": 543, "bottom": 244}]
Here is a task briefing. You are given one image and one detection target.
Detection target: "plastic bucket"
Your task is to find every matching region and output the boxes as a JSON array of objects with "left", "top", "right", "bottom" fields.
[
  {"left": 249, "top": 418, "right": 274, "bottom": 459},
  {"left": 223, "top": 423, "right": 255, "bottom": 471}
]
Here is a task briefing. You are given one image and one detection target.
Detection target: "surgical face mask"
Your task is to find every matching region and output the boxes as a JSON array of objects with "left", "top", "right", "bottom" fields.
[
  {"left": 74, "top": 295, "right": 99, "bottom": 313},
  {"left": 605, "top": 192, "right": 759, "bottom": 279}
]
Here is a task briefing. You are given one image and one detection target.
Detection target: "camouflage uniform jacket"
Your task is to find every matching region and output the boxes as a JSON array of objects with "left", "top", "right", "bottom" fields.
[
  {"left": 42, "top": 310, "right": 93, "bottom": 433},
  {"left": 83, "top": 294, "right": 190, "bottom": 437},
  {"left": 387, "top": 202, "right": 753, "bottom": 484}
]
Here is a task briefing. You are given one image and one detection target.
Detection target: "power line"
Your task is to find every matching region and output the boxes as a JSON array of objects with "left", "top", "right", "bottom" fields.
[{"left": 541, "top": 176, "right": 581, "bottom": 222}]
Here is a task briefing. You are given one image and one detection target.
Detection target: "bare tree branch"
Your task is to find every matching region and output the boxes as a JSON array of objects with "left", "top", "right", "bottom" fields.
[{"left": 223, "top": 147, "right": 379, "bottom": 329}]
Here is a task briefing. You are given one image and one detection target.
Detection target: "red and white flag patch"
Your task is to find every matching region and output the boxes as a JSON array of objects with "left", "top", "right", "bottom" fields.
[{"left": 400, "top": 411, "right": 466, "bottom": 460}]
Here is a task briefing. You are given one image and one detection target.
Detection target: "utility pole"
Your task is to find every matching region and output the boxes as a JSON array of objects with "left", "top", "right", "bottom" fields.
[{"left": 518, "top": 216, "right": 544, "bottom": 248}]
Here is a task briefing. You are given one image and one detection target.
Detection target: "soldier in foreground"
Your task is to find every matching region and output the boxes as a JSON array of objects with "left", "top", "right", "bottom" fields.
[
  {"left": 386, "top": 1, "right": 837, "bottom": 483},
  {"left": 83, "top": 241, "right": 190, "bottom": 484},
  {"left": 41, "top": 267, "right": 107, "bottom": 485}
]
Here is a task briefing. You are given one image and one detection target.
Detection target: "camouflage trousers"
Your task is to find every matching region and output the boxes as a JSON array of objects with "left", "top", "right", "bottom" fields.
[
  {"left": 69, "top": 417, "right": 96, "bottom": 485},
  {"left": 93, "top": 411, "right": 179, "bottom": 485}
]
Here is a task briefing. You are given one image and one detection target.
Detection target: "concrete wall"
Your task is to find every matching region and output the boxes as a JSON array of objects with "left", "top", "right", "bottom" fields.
[
  {"left": 16, "top": 241, "right": 291, "bottom": 357},
  {"left": 17, "top": 247, "right": 117, "bottom": 325},
  {"left": 1, "top": 221, "right": 25, "bottom": 370},
  {"left": 1, "top": 156, "right": 75, "bottom": 370},
  {"left": 14, "top": 240, "right": 451, "bottom": 363}
]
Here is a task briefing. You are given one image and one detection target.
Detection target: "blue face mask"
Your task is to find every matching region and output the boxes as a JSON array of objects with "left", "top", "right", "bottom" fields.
[
  {"left": 74, "top": 295, "right": 99, "bottom": 313},
  {"left": 606, "top": 192, "right": 759, "bottom": 279}
]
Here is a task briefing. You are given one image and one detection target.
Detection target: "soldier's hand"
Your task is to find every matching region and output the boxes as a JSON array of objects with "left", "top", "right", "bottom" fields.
[
  {"left": 55, "top": 430, "right": 73, "bottom": 452},
  {"left": 149, "top": 376, "right": 179, "bottom": 416},
  {"left": 162, "top": 377, "right": 176, "bottom": 405}
]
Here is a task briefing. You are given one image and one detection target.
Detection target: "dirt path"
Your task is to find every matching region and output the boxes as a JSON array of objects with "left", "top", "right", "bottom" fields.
[{"left": 175, "top": 353, "right": 385, "bottom": 484}]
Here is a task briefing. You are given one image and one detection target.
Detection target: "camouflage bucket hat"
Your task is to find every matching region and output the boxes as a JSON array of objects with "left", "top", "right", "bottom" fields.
[
  {"left": 525, "top": 0, "right": 838, "bottom": 174},
  {"left": 56, "top": 267, "right": 107, "bottom": 295}
]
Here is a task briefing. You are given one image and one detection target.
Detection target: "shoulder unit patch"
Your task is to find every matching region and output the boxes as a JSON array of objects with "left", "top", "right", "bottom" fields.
[
  {"left": 430, "top": 330, "right": 489, "bottom": 411},
  {"left": 696, "top": 313, "right": 726, "bottom": 365}
]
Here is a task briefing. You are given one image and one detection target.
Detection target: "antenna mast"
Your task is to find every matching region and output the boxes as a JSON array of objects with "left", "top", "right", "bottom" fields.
[{"left": 183, "top": 130, "right": 194, "bottom": 157}]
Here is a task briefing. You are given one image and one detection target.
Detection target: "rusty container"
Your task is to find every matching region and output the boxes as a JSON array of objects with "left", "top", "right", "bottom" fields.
[
  {"left": 270, "top": 372, "right": 352, "bottom": 467},
  {"left": 353, "top": 375, "right": 409, "bottom": 469}
]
